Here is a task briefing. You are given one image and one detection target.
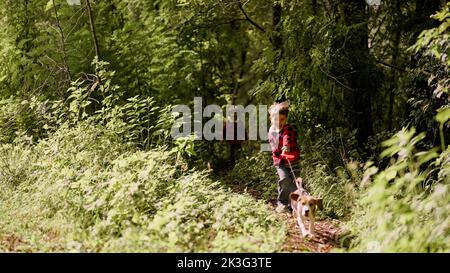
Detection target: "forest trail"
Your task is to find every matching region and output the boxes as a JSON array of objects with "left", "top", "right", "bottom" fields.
[
  {"left": 271, "top": 201, "right": 343, "bottom": 252},
  {"left": 229, "top": 186, "right": 343, "bottom": 253}
]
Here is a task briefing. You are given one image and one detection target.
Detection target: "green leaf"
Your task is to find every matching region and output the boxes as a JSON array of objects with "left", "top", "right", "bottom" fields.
[
  {"left": 435, "top": 108, "right": 450, "bottom": 125},
  {"left": 415, "top": 148, "right": 439, "bottom": 165},
  {"left": 45, "top": 0, "right": 53, "bottom": 12},
  {"left": 17, "top": 38, "right": 32, "bottom": 49},
  {"left": 385, "top": 169, "right": 397, "bottom": 181},
  {"left": 67, "top": 0, "right": 81, "bottom": 6}
]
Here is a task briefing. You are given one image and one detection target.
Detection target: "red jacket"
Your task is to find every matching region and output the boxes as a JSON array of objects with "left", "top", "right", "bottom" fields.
[{"left": 268, "top": 124, "right": 300, "bottom": 166}]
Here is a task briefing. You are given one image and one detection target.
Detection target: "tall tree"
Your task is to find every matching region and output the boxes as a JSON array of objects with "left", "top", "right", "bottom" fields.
[{"left": 338, "top": 0, "right": 375, "bottom": 147}]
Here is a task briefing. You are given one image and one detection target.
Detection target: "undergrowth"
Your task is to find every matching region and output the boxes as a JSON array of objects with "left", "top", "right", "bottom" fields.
[{"left": 0, "top": 120, "right": 286, "bottom": 252}]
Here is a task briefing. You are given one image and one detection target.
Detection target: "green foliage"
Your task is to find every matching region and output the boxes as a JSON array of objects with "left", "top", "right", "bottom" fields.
[
  {"left": 413, "top": 3, "right": 450, "bottom": 69},
  {"left": 302, "top": 162, "right": 359, "bottom": 220},
  {"left": 1, "top": 0, "right": 449, "bottom": 253},
  {"left": 173, "top": 134, "right": 198, "bottom": 159},
  {"left": 0, "top": 56, "right": 175, "bottom": 150},
  {"left": 0, "top": 120, "right": 286, "bottom": 252},
  {"left": 406, "top": 3, "right": 450, "bottom": 147},
  {"left": 0, "top": 141, "right": 33, "bottom": 187},
  {"left": 226, "top": 151, "right": 278, "bottom": 200},
  {"left": 416, "top": 3, "right": 450, "bottom": 151},
  {"left": 348, "top": 128, "right": 449, "bottom": 252},
  {"left": 436, "top": 107, "right": 450, "bottom": 151},
  {"left": 0, "top": 96, "right": 53, "bottom": 143},
  {"left": 100, "top": 1, "right": 202, "bottom": 102}
]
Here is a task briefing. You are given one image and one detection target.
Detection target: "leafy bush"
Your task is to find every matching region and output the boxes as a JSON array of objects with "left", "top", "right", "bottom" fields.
[
  {"left": 0, "top": 142, "right": 33, "bottom": 187},
  {"left": 348, "top": 128, "right": 450, "bottom": 252},
  {"left": 0, "top": 58, "right": 175, "bottom": 150},
  {"left": 299, "top": 127, "right": 361, "bottom": 219},
  {"left": 301, "top": 162, "right": 359, "bottom": 219},
  {"left": 0, "top": 120, "right": 286, "bottom": 252},
  {"left": 225, "top": 151, "right": 278, "bottom": 201},
  {"left": 0, "top": 96, "right": 52, "bottom": 143},
  {"left": 345, "top": 7, "right": 450, "bottom": 252}
]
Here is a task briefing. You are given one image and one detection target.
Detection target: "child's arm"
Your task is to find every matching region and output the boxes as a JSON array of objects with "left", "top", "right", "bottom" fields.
[{"left": 281, "top": 126, "right": 296, "bottom": 154}]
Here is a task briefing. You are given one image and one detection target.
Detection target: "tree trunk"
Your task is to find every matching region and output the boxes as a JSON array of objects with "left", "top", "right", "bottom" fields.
[
  {"left": 388, "top": 0, "right": 401, "bottom": 131},
  {"left": 272, "top": 2, "right": 283, "bottom": 60},
  {"left": 311, "top": 0, "right": 317, "bottom": 15},
  {"left": 339, "top": 0, "right": 374, "bottom": 147},
  {"left": 85, "top": 0, "right": 100, "bottom": 60},
  {"left": 272, "top": 2, "right": 285, "bottom": 101},
  {"left": 22, "top": 0, "right": 31, "bottom": 53}
]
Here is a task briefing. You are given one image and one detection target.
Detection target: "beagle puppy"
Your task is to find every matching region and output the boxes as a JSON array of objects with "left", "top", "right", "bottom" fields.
[{"left": 289, "top": 178, "right": 323, "bottom": 238}]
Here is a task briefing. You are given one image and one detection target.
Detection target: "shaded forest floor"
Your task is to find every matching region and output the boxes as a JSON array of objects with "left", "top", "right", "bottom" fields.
[{"left": 227, "top": 185, "right": 344, "bottom": 253}]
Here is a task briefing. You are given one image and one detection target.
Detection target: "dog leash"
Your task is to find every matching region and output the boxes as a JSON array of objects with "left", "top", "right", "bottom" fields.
[{"left": 282, "top": 154, "right": 302, "bottom": 189}]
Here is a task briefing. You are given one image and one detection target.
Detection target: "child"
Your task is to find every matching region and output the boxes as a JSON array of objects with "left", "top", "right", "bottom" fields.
[{"left": 268, "top": 101, "right": 301, "bottom": 213}]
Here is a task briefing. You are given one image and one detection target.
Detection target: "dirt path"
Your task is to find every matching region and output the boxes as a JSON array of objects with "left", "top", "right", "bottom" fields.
[
  {"left": 270, "top": 200, "right": 343, "bottom": 253},
  {"left": 228, "top": 185, "right": 343, "bottom": 253}
]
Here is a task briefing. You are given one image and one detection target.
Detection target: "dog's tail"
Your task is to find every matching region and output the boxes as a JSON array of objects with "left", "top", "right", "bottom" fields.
[{"left": 295, "top": 177, "right": 303, "bottom": 190}]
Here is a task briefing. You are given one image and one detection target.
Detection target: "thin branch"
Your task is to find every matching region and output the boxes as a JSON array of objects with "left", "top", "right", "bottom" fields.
[
  {"left": 65, "top": 7, "right": 86, "bottom": 41},
  {"left": 375, "top": 59, "right": 407, "bottom": 72},
  {"left": 52, "top": 0, "right": 72, "bottom": 81},
  {"left": 368, "top": 1, "right": 385, "bottom": 40},
  {"left": 319, "top": 66, "right": 355, "bottom": 92},
  {"left": 190, "top": 18, "right": 249, "bottom": 29},
  {"left": 369, "top": 12, "right": 387, "bottom": 46},
  {"left": 166, "top": 3, "right": 220, "bottom": 34},
  {"left": 236, "top": 0, "right": 266, "bottom": 33},
  {"left": 85, "top": 0, "right": 100, "bottom": 60}
]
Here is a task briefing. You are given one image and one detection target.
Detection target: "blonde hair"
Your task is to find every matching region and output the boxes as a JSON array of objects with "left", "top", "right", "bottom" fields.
[{"left": 269, "top": 101, "right": 290, "bottom": 118}]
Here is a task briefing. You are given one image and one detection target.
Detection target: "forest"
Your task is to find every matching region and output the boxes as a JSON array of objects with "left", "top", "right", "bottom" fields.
[{"left": 0, "top": 0, "right": 449, "bottom": 253}]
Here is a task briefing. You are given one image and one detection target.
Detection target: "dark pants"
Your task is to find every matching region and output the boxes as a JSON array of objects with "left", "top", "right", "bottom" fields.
[{"left": 275, "top": 162, "right": 300, "bottom": 207}]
